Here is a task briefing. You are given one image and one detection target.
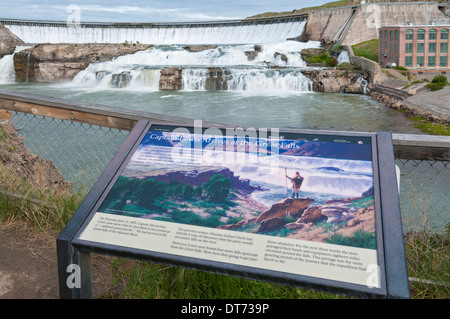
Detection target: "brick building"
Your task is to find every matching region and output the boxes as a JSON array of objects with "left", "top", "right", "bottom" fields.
[{"left": 379, "top": 24, "right": 450, "bottom": 70}]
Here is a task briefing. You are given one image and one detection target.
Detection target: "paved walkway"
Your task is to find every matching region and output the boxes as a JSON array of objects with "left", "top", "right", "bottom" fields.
[{"left": 402, "top": 86, "right": 450, "bottom": 122}]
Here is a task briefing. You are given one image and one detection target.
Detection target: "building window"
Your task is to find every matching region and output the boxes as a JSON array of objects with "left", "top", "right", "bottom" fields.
[
  {"left": 428, "top": 55, "right": 435, "bottom": 67},
  {"left": 417, "top": 42, "right": 424, "bottom": 54},
  {"left": 390, "top": 31, "right": 394, "bottom": 41},
  {"left": 395, "top": 43, "right": 399, "bottom": 55},
  {"left": 429, "top": 42, "right": 436, "bottom": 54},
  {"left": 417, "top": 29, "right": 425, "bottom": 40},
  {"left": 395, "top": 30, "right": 399, "bottom": 41},
  {"left": 441, "top": 43, "right": 448, "bottom": 54},
  {"left": 417, "top": 56, "right": 424, "bottom": 67},
  {"left": 429, "top": 29, "right": 437, "bottom": 40},
  {"left": 405, "top": 56, "right": 412, "bottom": 67},
  {"left": 440, "top": 55, "right": 448, "bottom": 67},
  {"left": 406, "top": 29, "right": 413, "bottom": 40},
  {"left": 441, "top": 29, "right": 448, "bottom": 40},
  {"left": 406, "top": 43, "right": 412, "bottom": 53}
]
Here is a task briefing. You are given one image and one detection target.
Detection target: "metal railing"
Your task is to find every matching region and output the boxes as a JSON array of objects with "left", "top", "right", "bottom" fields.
[{"left": 0, "top": 90, "right": 448, "bottom": 293}]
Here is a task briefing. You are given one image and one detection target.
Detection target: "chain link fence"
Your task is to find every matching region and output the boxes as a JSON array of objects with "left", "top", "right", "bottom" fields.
[
  {"left": 0, "top": 107, "right": 448, "bottom": 295},
  {"left": 0, "top": 110, "right": 129, "bottom": 198}
]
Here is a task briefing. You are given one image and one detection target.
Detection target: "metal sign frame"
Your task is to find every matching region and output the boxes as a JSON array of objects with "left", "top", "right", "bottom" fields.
[{"left": 57, "top": 120, "right": 409, "bottom": 299}]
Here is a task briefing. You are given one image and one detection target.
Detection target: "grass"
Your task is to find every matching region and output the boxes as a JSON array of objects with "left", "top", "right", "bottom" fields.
[
  {"left": 410, "top": 116, "right": 450, "bottom": 136},
  {"left": 108, "top": 258, "right": 346, "bottom": 299},
  {"left": 352, "top": 39, "right": 379, "bottom": 62},
  {"left": 0, "top": 185, "right": 85, "bottom": 232},
  {"left": 248, "top": 0, "right": 357, "bottom": 18},
  {"left": 404, "top": 230, "right": 450, "bottom": 299},
  {"left": 303, "top": 50, "right": 338, "bottom": 67}
]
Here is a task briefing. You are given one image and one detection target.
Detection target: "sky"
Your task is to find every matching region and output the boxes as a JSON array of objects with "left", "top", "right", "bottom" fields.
[{"left": 0, "top": 0, "right": 332, "bottom": 23}]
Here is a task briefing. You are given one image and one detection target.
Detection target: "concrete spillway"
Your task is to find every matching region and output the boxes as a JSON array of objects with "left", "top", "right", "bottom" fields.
[{"left": 0, "top": 16, "right": 307, "bottom": 45}]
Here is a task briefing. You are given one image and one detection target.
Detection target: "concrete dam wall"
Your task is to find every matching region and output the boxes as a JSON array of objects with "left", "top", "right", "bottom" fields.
[
  {"left": 303, "top": 2, "right": 449, "bottom": 45},
  {"left": 0, "top": 15, "right": 308, "bottom": 45}
]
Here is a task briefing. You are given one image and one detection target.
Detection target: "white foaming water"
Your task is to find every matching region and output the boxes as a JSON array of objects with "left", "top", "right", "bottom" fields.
[
  {"left": 0, "top": 46, "right": 30, "bottom": 84},
  {"left": 229, "top": 155, "right": 373, "bottom": 199},
  {"left": 181, "top": 68, "right": 313, "bottom": 93},
  {"left": 69, "top": 41, "right": 320, "bottom": 93},
  {"left": 337, "top": 50, "right": 350, "bottom": 65},
  {"left": 4, "top": 20, "right": 307, "bottom": 44}
]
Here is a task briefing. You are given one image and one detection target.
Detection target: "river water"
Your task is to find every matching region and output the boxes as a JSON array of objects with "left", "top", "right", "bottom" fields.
[{"left": 0, "top": 41, "right": 423, "bottom": 134}]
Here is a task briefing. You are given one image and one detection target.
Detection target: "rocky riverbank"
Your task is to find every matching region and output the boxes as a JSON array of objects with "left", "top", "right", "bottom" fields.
[{"left": 370, "top": 78, "right": 450, "bottom": 125}]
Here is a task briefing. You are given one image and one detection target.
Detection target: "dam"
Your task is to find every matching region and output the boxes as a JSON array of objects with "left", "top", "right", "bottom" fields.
[{"left": 0, "top": 15, "right": 308, "bottom": 44}]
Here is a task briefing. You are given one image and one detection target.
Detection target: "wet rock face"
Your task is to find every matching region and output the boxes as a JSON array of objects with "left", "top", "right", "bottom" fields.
[
  {"left": 159, "top": 67, "right": 182, "bottom": 91},
  {"left": 112, "top": 71, "right": 132, "bottom": 88},
  {"left": 0, "top": 24, "right": 24, "bottom": 59},
  {"left": 183, "top": 45, "right": 218, "bottom": 52},
  {"left": 13, "top": 43, "right": 150, "bottom": 82},
  {"left": 302, "top": 69, "right": 369, "bottom": 94}
]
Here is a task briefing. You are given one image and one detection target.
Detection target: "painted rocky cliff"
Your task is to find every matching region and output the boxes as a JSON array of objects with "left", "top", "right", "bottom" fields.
[{"left": 219, "top": 186, "right": 376, "bottom": 248}]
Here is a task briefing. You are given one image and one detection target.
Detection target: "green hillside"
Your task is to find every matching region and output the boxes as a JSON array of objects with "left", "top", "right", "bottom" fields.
[{"left": 248, "top": 0, "right": 446, "bottom": 19}]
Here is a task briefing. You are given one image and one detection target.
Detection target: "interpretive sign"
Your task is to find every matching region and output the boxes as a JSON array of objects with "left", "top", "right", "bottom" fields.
[{"left": 57, "top": 120, "right": 409, "bottom": 299}]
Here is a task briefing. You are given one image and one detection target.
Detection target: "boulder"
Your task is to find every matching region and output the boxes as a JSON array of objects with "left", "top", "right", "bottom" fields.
[
  {"left": 255, "top": 197, "right": 314, "bottom": 223},
  {"left": 274, "top": 52, "right": 288, "bottom": 63},
  {"left": 183, "top": 45, "right": 218, "bottom": 52},
  {"left": 297, "top": 206, "right": 327, "bottom": 224},
  {"left": 284, "top": 221, "right": 306, "bottom": 230},
  {"left": 204, "top": 68, "right": 232, "bottom": 90},
  {"left": 302, "top": 69, "right": 366, "bottom": 94},
  {"left": 253, "top": 217, "right": 285, "bottom": 233},
  {"left": 159, "top": 67, "right": 182, "bottom": 91},
  {"left": 245, "top": 50, "right": 258, "bottom": 61},
  {"left": 319, "top": 203, "right": 358, "bottom": 223}
]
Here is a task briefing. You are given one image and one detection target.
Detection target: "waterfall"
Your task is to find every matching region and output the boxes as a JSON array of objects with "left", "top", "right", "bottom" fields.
[
  {"left": 69, "top": 40, "right": 319, "bottom": 93},
  {"left": 3, "top": 20, "right": 307, "bottom": 45},
  {"left": 357, "top": 76, "right": 370, "bottom": 94},
  {"left": 337, "top": 50, "right": 350, "bottom": 65},
  {"left": 230, "top": 154, "right": 374, "bottom": 200},
  {"left": 25, "top": 51, "right": 31, "bottom": 83},
  {"left": 0, "top": 46, "right": 30, "bottom": 84},
  {"left": 71, "top": 65, "right": 161, "bottom": 90},
  {"left": 181, "top": 68, "right": 312, "bottom": 93}
]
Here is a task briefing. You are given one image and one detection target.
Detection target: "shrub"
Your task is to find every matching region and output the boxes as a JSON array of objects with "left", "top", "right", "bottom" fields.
[
  {"left": 426, "top": 75, "right": 448, "bottom": 91},
  {"left": 426, "top": 82, "right": 445, "bottom": 91},
  {"left": 431, "top": 75, "right": 448, "bottom": 85},
  {"left": 393, "top": 66, "right": 408, "bottom": 71}
]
